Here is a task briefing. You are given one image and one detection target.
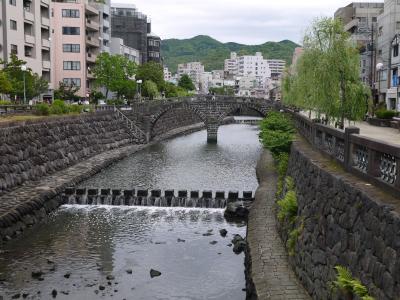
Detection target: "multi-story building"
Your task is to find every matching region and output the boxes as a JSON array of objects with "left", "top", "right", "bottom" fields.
[
  {"left": 163, "top": 67, "right": 172, "bottom": 81},
  {"left": 110, "top": 37, "right": 140, "bottom": 64},
  {"left": 267, "top": 59, "right": 286, "bottom": 79},
  {"left": 51, "top": 0, "right": 110, "bottom": 98},
  {"left": 237, "top": 52, "right": 271, "bottom": 79},
  {"left": 90, "top": 0, "right": 111, "bottom": 53},
  {"left": 111, "top": 3, "right": 161, "bottom": 64},
  {"left": 0, "top": 0, "right": 53, "bottom": 100},
  {"left": 224, "top": 52, "right": 238, "bottom": 78},
  {"left": 335, "top": 2, "right": 384, "bottom": 87},
  {"left": 376, "top": 0, "right": 400, "bottom": 111},
  {"left": 177, "top": 62, "right": 205, "bottom": 90},
  {"left": 290, "top": 47, "right": 304, "bottom": 74}
]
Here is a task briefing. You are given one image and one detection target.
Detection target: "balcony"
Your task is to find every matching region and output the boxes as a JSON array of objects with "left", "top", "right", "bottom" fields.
[
  {"left": 41, "top": 17, "right": 50, "bottom": 28},
  {"left": 86, "top": 52, "right": 97, "bottom": 63},
  {"left": 86, "top": 36, "right": 100, "bottom": 47},
  {"left": 24, "top": 10, "right": 35, "bottom": 23},
  {"left": 87, "top": 71, "right": 95, "bottom": 79},
  {"left": 42, "top": 60, "right": 51, "bottom": 70},
  {"left": 86, "top": 19, "right": 99, "bottom": 31},
  {"left": 103, "top": 19, "right": 110, "bottom": 28},
  {"left": 25, "top": 34, "right": 35, "bottom": 45},
  {"left": 41, "top": 0, "right": 50, "bottom": 6},
  {"left": 102, "top": 32, "right": 109, "bottom": 41},
  {"left": 85, "top": 4, "right": 99, "bottom": 16},
  {"left": 42, "top": 39, "right": 50, "bottom": 49}
]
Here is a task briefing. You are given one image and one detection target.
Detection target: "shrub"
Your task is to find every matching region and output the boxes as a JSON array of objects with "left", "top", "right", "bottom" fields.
[
  {"left": 69, "top": 104, "right": 83, "bottom": 114},
  {"left": 35, "top": 103, "right": 50, "bottom": 116},
  {"left": 0, "top": 100, "right": 12, "bottom": 105},
  {"left": 332, "top": 266, "right": 375, "bottom": 300},
  {"left": 375, "top": 109, "right": 397, "bottom": 119},
  {"left": 287, "top": 223, "right": 303, "bottom": 256},
  {"left": 50, "top": 99, "right": 70, "bottom": 115},
  {"left": 259, "top": 112, "right": 295, "bottom": 156},
  {"left": 277, "top": 189, "right": 298, "bottom": 223}
]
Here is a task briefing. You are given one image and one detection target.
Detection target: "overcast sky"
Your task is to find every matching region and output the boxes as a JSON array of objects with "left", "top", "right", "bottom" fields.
[{"left": 111, "top": 0, "right": 383, "bottom": 44}]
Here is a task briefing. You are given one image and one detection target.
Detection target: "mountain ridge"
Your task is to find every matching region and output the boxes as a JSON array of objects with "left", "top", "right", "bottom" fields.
[{"left": 161, "top": 35, "right": 300, "bottom": 73}]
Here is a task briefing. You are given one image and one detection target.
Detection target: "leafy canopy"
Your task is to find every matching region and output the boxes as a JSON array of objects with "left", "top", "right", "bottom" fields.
[
  {"left": 136, "top": 61, "right": 165, "bottom": 91},
  {"left": 142, "top": 80, "right": 159, "bottom": 100},
  {"left": 178, "top": 74, "right": 195, "bottom": 91},
  {"left": 283, "top": 18, "right": 369, "bottom": 124}
]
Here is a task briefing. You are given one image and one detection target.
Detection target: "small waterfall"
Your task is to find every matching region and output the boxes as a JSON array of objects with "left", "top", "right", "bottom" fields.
[{"left": 64, "top": 188, "right": 255, "bottom": 208}]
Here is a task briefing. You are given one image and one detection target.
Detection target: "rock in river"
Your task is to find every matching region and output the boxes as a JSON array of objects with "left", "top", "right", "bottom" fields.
[{"left": 150, "top": 269, "right": 162, "bottom": 278}]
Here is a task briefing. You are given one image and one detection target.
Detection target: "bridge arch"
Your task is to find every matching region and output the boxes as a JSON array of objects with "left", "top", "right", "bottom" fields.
[
  {"left": 217, "top": 103, "right": 268, "bottom": 124},
  {"left": 149, "top": 103, "right": 207, "bottom": 138}
]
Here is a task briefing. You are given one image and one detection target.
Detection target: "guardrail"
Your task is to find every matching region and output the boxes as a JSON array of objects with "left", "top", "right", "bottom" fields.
[
  {"left": 291, "top": 111, "right": 400, "bottom": 196},
  {"left": 0, "top": 105, "right": 35, "bottom": 114}
]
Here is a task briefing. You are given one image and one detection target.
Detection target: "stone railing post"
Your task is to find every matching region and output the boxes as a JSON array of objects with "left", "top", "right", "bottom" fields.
[
  {"left": 396, "top": 157, "right": 400, "bottom": 189},
  {"left": 367, "top": 149, "right": 381, "bottom": 178},
  {"left": 344, "top": 127, "right": 360, "bottom": 171}
]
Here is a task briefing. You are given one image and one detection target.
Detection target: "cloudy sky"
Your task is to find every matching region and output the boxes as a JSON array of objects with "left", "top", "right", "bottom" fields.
[{"left": 111, "top": 0, "right": 383, "bottom": 45}]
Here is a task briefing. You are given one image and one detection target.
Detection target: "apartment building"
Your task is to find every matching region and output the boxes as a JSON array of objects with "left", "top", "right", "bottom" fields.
[
  {"left": 177, "top": 62, "right": 205, "bottom": 90},
  {"left": 110, "top": 37, "right": 140, "bottom": 64},
  {"left": 51, "top": 0, "right": 110, "bottom": 98},
  {"left": 147, "top": 31, "right": 161, "bottom": 63},
  {"left": 267, "top": 59, "right": 286, "bottom": 78},
  {"left": 0, "top": 0, "right": 52, "bottom": 98},
  {"left": 224, "top": 52, "right": 238, "bottom": 78},
  {"left": 90, "top": 0, "right": 111, "bottom": 53},
  {"left": 163, "top": 67, "right": 172, "bottom": 81},
  {"left": 335, "top": 2, "right": 384, "bottom": 86}
]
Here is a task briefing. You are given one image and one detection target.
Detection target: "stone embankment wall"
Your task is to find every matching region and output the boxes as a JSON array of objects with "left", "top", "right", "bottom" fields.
[
  {"left": 151, "top": 107, "right": 203, "bottom": 137},
  {"left": 0, "top": 112, "right": 132, "bottom": 195},
  {"left": 282, "top": 139, "right": 400, "bottom": 299}
]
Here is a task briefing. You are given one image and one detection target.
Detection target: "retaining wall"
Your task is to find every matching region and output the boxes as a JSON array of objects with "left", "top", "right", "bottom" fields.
[
  {"left": 0, "top": 112, "right": 132, "bottom": 195},
  {"left": 282, "top": 139, "right": 400, "bottom": 300}
]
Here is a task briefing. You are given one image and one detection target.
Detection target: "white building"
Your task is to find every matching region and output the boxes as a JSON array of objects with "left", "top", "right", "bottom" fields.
[
  {"left": 224, "top": 52, "right": 238, "bottom": 78},
  {"left": 163, "top": 67, "right": 172, "bottom": 81},
  {"left": 110, "top": 37, "right": 140, "bottom": 64},
  {"left": 237, "top": 52, "right": 272, "bottom": 79},
  {"left": 267, "top": 59, "right": 286, "bottom": 78},
  {"left": 177, "top": 62, "right": 205, "bottom": 90}
]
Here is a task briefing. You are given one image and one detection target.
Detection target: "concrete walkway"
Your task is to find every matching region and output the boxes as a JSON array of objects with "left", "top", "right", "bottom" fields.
[{"left": 246, "top": 150, "right": 310, "bottom": 300}]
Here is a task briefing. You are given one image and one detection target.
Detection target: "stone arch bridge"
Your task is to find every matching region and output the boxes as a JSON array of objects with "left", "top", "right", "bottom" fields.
[{"left": 121, "top": 96, "right": 278, "bottom": 143}]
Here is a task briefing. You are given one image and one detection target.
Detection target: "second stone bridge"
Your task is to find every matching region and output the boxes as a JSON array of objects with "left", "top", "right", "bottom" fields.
[{"left": 117, "top": 96, "right": 277, "bottom": 143}]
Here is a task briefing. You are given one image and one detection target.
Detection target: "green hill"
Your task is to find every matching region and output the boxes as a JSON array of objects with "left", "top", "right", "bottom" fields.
[{"left": 161, "top": 35, "right": 299, "bottom": 73}]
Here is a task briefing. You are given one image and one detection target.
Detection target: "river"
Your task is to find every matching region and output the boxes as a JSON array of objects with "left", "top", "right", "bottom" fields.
[{"left": 0, "top": 121, "right": 262, "bottom": 300}]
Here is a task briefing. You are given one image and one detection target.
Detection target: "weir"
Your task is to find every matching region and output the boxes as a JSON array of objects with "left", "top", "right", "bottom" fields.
[{"left": 62, "top": 188, "right": 255, "bottom": 209}]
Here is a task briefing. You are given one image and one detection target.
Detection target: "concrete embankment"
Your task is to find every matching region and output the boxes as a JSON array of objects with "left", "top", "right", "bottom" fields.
[
  {"left": 0, "top": 122, "right": 205, "bottom": 242},
  {"left": 245, "top": 150, "right": 310, "bottom": 299}
]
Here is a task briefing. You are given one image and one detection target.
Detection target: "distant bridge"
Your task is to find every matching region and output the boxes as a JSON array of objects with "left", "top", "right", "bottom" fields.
[{"left": 119, "top": 96, "right": 278, "bottom": 143}]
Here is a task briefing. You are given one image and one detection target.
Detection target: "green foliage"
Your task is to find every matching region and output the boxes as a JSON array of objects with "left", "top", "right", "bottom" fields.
[
  {"left": 162, "top": 35, "right": 299, "bottom": 73},
  {"left": 283, "top": 18, "right": 369, "bottom": 124},
  {"left": 49, "top": 100, "right": 69, "bottom": 115},
  {"left": 209, "top": 86, "right": 235, "bottom": 96},
  {"left": 332, "top": 266, "right": 375, "bottom": 300},
  {"left": 375, "top": 109, "right": 397, "bottom": 119},
  {"left": 142, "top": 80, "right": 159, "bottom": 100},
  {"left": 54, "top": 82, "right": 80, "bottom": 102},
  {"left": 277, "top": 190, "right": 298, "bottom": 223},
  {"left": 259, "top": 112, "right": 295, "bottom": 156},
  {"left": 287, "top": 222, "right": 303, "bottom": 256},
  {"left": 89, "top": 90, "right": 104, "bottom": 104},
  {"left": 93, "top": 53, "right": 137, "bottom": 99},
  {"left": 136, "top": 61, "right": 165, "bottom": 91},
  {"left": 106, "top": 99, "right": 125, "bottom": 105},
  {"left": 178, "top": 74, "right": 195, "bottom": 91},
  {"left": 1, "top": 54, "right": 48, "bottom": 102},
  {"left": 0, "top": 100, "right": 12, "bottom": 105},
  {"left": 164, "top": 82, "right": 190, "bottom": 98},
  {"left": 276, "top": 153, "right": 289, "bottom": 197},
  {"left": 35, "top": 103, "right": 50, "bottom": 116}
]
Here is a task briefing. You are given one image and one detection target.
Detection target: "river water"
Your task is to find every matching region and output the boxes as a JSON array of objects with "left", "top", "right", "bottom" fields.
[{"left": 0, "top": 122, "right": 262, "bottom": 300}]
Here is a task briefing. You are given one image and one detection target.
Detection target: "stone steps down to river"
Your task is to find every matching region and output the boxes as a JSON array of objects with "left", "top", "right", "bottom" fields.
[
  {"left": 62, "top": 188, "right": 254, "bottom": 209},
  {"left": 0, "top": 112, "right": 135, "bottom": 195}
]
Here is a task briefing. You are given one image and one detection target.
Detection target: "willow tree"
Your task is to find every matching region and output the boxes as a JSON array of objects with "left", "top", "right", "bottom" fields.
[{"left": 283, "top": 18, "right": 369, "bottom": 126}]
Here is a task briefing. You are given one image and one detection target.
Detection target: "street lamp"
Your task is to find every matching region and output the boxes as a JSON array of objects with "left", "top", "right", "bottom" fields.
[
  {"left": 21, "top": 65, "right": 27, "bottom": 105},
  {"left": 376, "top": 62, "right": 384, "bottom": 104},
  {"left": 136, "top": 79, "right": 142, "bottom": 100}
]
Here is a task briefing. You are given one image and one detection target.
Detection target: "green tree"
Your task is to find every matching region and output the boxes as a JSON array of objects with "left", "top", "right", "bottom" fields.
[
  {"left": 178, "top": 74, "right": 195, "bottom": 91},
  {"left": 283, "top": 18, "right": 368, "bottom": 126},
  {"left": 1, "top": 54, "right": 49, "bottom": 102},
  {"left": 0, "top": 70, "right": 12, "bottom": 98},
  {"left": 54, "top": 82, "right": 80, "bottom": 101},
  {"left": 136, "top": 61, "right": 164, "bottom": 90},
  {"left": 93, "top": 52, "right": 137, "bottom": 99},
  {"left": 142, "top": 80, "right": 159, "bottom": 100},
  {"left": 209, "top": 86, "right": 234, "bottom": 96}
]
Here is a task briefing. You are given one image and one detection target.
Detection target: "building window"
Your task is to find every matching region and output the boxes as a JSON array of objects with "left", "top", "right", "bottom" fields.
[
  {"left": 63, "top": 44, "right": 80, "bottom": 53},
  {"left": 394, "top": 44, "right": 399, "bottom": 57},
  {"left": 63, "top": 61, "right": 81, "bottom": 70},
  {"left": 63, "top": 78, "right": 81, "bottom": 87},
  {"left": 10, "top": 20, "right": 17, "bottom": 30},
  {"left": 9, "top": 0, "right": 16, "bottom": 6},
  {"left": 62, "top": 27, "right": 80, "bottom": 35},
  {"left": 62, "top": 9, "right": 80, "bottom": 18},
  {"left": 10, "top": 44, "right": 17, "bottom": 55}
]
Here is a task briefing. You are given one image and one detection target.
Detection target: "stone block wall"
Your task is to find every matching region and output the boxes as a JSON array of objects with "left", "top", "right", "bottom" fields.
[
  {"left": 151, "top": 107, "right": 203, "bottom": 137},
  {"left": 0, "top": 112, "right": 132, "bottom": 195},
  {"left": 283, "top": 141, "right": 400, "bottom": 300}
]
